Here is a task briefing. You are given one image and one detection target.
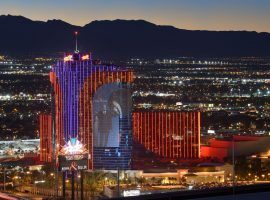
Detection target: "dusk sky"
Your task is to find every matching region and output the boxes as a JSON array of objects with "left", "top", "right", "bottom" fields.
[{"left": 1, "top": 0, "right": 270, "bottom": 32}]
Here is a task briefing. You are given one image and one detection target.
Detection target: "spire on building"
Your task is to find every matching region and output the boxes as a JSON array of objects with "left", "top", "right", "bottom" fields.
[{"left": 74, "top": 31, "right": 79, "bottom": 53}]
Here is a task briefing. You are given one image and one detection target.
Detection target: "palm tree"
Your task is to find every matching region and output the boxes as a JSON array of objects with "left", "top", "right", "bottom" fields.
[
  {"left": 106, "top": 172, "right": 117, "bottom": 185},
  {"left": 22, "top": 174, "right": 32, "bottom": 185},
  {"left": 150, "top": 177, "right": 156, "bottom": 185},
  {"left": 84, "top": 171, "right": 107, "bottom": 197},
  {"left": 135, "top": 177, "right": 146, "bottom": 187}
]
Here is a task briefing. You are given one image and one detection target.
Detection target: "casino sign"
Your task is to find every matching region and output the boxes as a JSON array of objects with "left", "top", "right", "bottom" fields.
[{"left": 58, "top": 138, "right": 89, "bottom": 171}]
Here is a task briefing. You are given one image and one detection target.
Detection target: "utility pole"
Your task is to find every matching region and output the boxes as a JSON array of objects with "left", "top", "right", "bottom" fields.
[
  {"left": 81, "top": 171, "right": 84, "bottom": 200},
  {"left": 71, "top": 171, "right": 75, "bottom": 200},
  {"left": 117, "top": 168, "right": 120, "bottom": 197},
  {"left": 56, "top": 168, "right": 59, "bottom": 197},
  {"left": 62, "top": 172, "right": 66, "bottom": 199},
  {"left": 232, "top": 136, "right": 235, "bottom": 197},
  {"left": 3, "top": 167, "right": 6, "bottom": 192},
  {"left": 76, "top": 172, "right": 79, "bottom": 199}
]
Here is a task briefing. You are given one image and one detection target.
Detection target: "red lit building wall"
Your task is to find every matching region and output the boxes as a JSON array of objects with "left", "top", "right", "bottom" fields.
[
  {"left": 132, "top": 111, "right": 201, "bottom": 159},
  {"left": 201, "top": 135, "right": 269, "bottom": 160},
  {"left": 200, "top": 146, "right": 228, "bottom": 160},
  {"left": 39, "top": 114, "right": 53, "bottom": 163}
]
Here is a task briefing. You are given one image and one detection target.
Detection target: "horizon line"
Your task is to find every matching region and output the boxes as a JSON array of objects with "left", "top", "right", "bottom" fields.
[{"left": 1, "top": 14, "right": 269, "bottom": 34}]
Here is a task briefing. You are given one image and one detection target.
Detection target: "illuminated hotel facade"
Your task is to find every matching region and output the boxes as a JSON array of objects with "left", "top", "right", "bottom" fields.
[
  {"left": 39, "top": 114, "right": 53, "bottom": 163},
  {"left": 39, "top": 52, "right": 201, "bottom": 169},
  {"left": 49, "top": 53, "right": 134, "bottom": 170},
  {"left": 132, "top": 111, "right": 201, "bottom": 160}
]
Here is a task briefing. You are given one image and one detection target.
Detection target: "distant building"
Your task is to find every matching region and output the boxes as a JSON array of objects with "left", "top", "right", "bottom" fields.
[
  {"left": 39, "top": 114, "right": 53, "bottom": 162},
  {"left": 132, "top": 111, "right": 201, "bottom": 162},
  {"left": 0, "top": 139, "right": 39, "bottom": 158},
  {"left": 201, "top": 135, "right": 270, "bottom": 160}
]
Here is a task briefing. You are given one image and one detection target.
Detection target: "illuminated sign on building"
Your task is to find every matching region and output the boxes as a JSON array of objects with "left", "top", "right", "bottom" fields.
[
  {"left": 60, "top": 138, "right": 88, "bottom": 155},
  {"left": 64, "top": 55, "right": 73, "bottom": 62},
  {"left": 58, "top": 138, "right": 89, "bottom": 171},
  {"left": 123, "top": 190, "right": 140, "bottom": 197},
  {"left": 81, "top": 54, "right": 90, "bottom": 60},
  {"left": 63, "top": 54, "right": 90, "bottom": 62},
  {"left": 59, "top": 154, "right": 88, "bottom": 171},
  {"left": 92, "top": 83, "right": 132, "bottom": 169}
]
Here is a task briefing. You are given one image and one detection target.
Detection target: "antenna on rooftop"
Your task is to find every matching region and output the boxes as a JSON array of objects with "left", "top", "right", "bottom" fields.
[{"left": 74, "top": 31, "right": 79, "bottom": 53}]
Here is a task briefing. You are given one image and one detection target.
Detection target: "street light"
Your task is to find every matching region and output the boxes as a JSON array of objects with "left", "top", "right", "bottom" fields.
[
  {"left": 3, "top": 167, "right": 6, "bottom": 192},
  {"left": 232, "top": 136, "right": 235, "bottom": 196}
]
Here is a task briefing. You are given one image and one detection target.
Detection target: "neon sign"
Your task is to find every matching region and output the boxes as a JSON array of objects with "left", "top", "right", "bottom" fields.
[
  {"left": 58, "top": 138, "right": 89, "bottom": 171},
  {"left": 63, "top": 54, "right": 90, "bottom": 62},
  {"left": 59, "top": 138, "right": 88, "bottom": 155},
  {"left": 64, "top": 55, "right": 73, "bottom": 62},
  {"left": 81, "top": 54, "right": 90, "bottom": 60}
]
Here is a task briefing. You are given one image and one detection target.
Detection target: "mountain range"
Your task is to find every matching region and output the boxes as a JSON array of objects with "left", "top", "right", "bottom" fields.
[{"left": 0, "top": 15, "right": 270, "bottom": 59}]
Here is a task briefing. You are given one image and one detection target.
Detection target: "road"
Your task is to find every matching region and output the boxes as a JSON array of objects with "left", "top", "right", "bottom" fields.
[{"left": 0, "top": 191, "right": 45, "bottom": 200}]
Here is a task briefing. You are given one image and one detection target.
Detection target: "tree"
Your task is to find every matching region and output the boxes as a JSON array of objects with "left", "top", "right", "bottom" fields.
[
  {"left": 84, "top": 171, "right": 107, "bottom": 197},
  {"left": 135, "top": 177, "right": 146, "bottom": 187},
  {"left": 150, "top": 177, "right": 156, "bottom": 185}
]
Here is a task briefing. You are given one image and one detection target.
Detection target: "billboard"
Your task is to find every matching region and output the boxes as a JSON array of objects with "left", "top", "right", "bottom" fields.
[
  {"left": 58, "top": 138, "right": 89, "bottom": 171},
  {"left": 92, "top": 83, "right": 132, "bottom": 169},
  {"left": 58, "top": 154, "right": 88, "bottom": 171},
  {"left": 93, "top": 83, "right": 132, "bottom": 148}
]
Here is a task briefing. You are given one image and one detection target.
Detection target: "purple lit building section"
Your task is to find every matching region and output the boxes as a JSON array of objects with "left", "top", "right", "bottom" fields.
[
  {"left": 52, "top": 54, "right": 119, "bottom": 141},
  {"left": 53, "top": 58, "right": 90, "bottom": 140}
]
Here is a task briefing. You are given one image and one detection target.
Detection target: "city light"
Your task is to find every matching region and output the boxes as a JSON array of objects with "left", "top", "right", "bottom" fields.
[
  {"left": 0, "top": 19, "right": 269, "bottom": 200},
  {"left": 34, "top": 180, "right": 45, "bottom": 184}
]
